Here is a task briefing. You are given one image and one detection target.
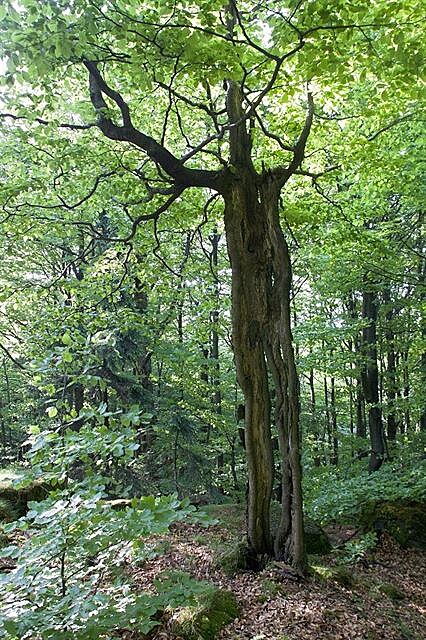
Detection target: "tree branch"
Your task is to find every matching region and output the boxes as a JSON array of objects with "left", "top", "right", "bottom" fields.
[
  {"left": 0, "top": 113, "right": 96, "bottom": 130},
  {"left": 0, "top": 343, "right": 27, "bottom": 371},
  {"left": 121, "top": 186, "right": 185, "bottom": 242},
  {"left": 367, "top": 112, "right": 418, "bottom": 141},
  {"left": 83, "top": 61, "right": 223, "bottom": 190},
  {"left": 272, "top": 91, "right": 314, "bottom": 186},
  {"left": 231, "top": 0, "right": 281, "bottom": 62}
]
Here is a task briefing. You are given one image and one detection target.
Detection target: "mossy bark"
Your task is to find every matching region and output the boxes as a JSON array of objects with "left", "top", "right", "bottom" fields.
[{"left": 223, "top": 80, "right": 305, "bottom": 572}]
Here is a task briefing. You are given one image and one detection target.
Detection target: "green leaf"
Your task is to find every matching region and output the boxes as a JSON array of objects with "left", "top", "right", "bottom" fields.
[{"left": 61, "top": 332, "right": 72, "bottom": 345}]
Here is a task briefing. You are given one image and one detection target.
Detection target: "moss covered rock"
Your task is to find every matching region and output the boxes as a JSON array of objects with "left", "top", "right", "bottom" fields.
[
  {"left": 360, "top": 500, "right": 426, "bottom": 549},
  {"left": 215, "top": 539, "right": 257, "bottom": 576},
  {"left": 0, "top": 479, "right": 50, "bottom": 519},
  {"left": 171, "top": 587, "right": 239, "bottom": 640},
  {"left": 0, "top": 498, "right": 18, "bottom": 522},
  {"left": 304, "top": 517, "right": 332, "bottom": 555}
]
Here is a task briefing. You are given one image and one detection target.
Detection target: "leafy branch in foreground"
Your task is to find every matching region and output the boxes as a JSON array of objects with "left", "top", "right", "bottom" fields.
[{"left": 0, "top": 485, "right": 210, "bottom": 639}]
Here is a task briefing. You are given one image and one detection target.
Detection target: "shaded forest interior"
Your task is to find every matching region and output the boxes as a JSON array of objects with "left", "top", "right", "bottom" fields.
[{"left": 0, "top": 1, "right": 424, "bottom": 639}]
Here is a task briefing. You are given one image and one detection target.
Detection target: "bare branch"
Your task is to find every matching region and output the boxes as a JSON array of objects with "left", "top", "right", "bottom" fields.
[
  {"left": 272, "top": 91, "right": 314, "bottom": 186},
  {"left": 154, "top": 79, "right": 225, "bottom": 118},
  {"left": 253, "top": 111, "right": 295, "bottom": 152},
  {"left": 367, "top": 111, "right": 418, "bottom": 141},
  {"left": 302, "top": 22, "right": 393, "bottom": 37},
  {"left": 84, "top": 59, "right": 132, "bottom": 127},
  {"left": 231, "top": 0, "right": 281, "bottom": 61},
  {"left": 13, "top": 170, "right": 116, "bottom": 213},
  {"left": 0, "top": 343, "right": 27, "bottom": 371},
  {"left": 122, "top": 185, "right": 185, "bottom": 242},
  {"left": 0, "top": 112, "right": 96, "bottom": 131}
]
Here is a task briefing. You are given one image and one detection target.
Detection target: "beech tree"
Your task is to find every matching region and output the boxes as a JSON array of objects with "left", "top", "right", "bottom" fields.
[{"left": 0, "top": 0, "right": 423, "bottom": 572}]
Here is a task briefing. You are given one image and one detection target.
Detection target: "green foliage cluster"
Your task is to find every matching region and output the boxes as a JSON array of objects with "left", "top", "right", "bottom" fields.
[
  {"left": 304, "top": 458, "right": 426, "bottom": 524},
  {"left": 0, "top": 487, "right": 207, "bottom": 639},
  {"left": 335, "top": 532, "right": 378, "bottom": 565}
]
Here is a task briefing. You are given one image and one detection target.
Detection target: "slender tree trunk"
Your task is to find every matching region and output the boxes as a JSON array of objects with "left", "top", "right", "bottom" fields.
[
  {"left": 268, "top": 232, "right": 304, "bottom": 571},
  {"left": 173, "top": 429, "right": 179, "bottom": 495},
  {"left": 420, "top": 356, "right": 426, "bottom": 431},
  {"left": 3, "top": 359, "right": 13, "bottom": 452},
  {"left": 346, "top": 295, "right": 366, "bottom": 439},
  {"left": 402, "top": 349, "right": 410, "bottom": 431},
  {"left": 1, "top": 401, "right": 6, "bottom": 457},
  {"left": 309, "top": 366, "right": 321, "bottom": 466},
  {"left": 383, "top": 290, "right": 398, "bottom": 440},
  {"left": 229, "top": 434, "right": 239, "bottom": 492},
  {"left": 323, "top": 375, "right": 333, "bottom": 462},
  {"left": 345, "top": 374, "right": 355, "bottom": 458},
  {"left": 210, "top": 230, "right": 222, "bottom": 410},
  {"left": 210, "top": 229, "right": 224, "bottom": 467},
  {"left": 200, "top": 344, "right": 211, "bottom": 444},
  {"left": 361, "top": 290, "right": 385, "bottom": 472},
  {"left": 330, "top": 375, "right": 338, "bottom": 466},
  {"left": 379, "top": 354, "right": 384, "bottom": 407},
  {"left": 419, "top": 249, "right": 426, "bottom": 431},
  {"left": 395, "top": 353, "right": 404, "bottom": 435}
]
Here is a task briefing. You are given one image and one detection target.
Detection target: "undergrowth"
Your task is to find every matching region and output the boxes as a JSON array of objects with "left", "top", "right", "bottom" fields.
[{"left": 303, "top": 457, "right": 426, "bottom": 525}]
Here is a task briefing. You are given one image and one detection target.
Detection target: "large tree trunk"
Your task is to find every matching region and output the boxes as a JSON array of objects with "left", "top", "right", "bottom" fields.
[
  {"left": 224, "top": 182, "right": 304, "bottom": 570},
  {"left": 223, "top": 82, "right": 304, "bottom": 570},
  {"left": 224, "top": 175, "right": 274, "bottom": 556}
]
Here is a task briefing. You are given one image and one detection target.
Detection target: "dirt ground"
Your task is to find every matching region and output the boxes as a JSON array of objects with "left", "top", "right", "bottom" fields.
[{"left": 131, "top": 520, "right": 426, "bottom": 640}]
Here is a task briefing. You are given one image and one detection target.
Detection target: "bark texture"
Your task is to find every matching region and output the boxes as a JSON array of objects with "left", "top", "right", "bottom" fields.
[{"left": 223, "top": 81, "right": 305, "bottom": 571}]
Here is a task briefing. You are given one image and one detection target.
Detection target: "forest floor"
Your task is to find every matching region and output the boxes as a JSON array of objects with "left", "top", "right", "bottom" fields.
[{"left": 131, "top": 506, "right": 426, "bottom": 640}]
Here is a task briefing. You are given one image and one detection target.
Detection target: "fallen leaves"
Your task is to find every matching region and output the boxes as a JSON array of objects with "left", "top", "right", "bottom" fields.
[{"left": 126, "top": 523, "right": 426, "bottom": 640}]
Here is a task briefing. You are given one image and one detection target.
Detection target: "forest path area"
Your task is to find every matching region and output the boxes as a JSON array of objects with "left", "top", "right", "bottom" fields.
[{"left": 132, "top": 519, "right": 426, "bottom": 640}]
